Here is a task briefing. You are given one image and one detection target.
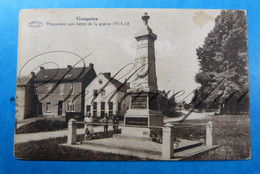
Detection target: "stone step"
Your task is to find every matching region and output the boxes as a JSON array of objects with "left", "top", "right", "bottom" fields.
[
  {"left": 113, "top": 134, "right": 152, "bottom": 141},
  {"left": 82, "top": 137, "right": 204, "bottom": 156},
  {"left": 174, "top": 140, "right": 203, "bottom": 153},
  {"left": 82, "top": 139, "right": 162, "bottom": 155},
  {"left": 60, "top": 143, "right": 218, "bottom": 160},
  {"left": 61, "top": 143, "right": 169, "bottom": 160},
  {"left": 174, "top": 145, "right": 219, "bottom": 159}
]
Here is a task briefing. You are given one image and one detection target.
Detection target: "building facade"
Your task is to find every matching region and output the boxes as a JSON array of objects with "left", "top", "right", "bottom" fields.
[
  {"left": 84, "top": 73, "right": 129, "bottom": 118},
  {"left": 15, "top": 75, "right": 38, "bottom": 121},
  {"left": 32, "top": 64, "right": 96, "bottom": 117}
]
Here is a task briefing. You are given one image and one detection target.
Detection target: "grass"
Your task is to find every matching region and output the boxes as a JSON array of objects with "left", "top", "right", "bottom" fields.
[
  {"left": 16, "top": 119, "right": 68, "bottom": 134},
  {"left": 14, "top": 134, "right": 143, "bottom": 161},
  {"left": 14, "top": 114, "right": 250, "bottom": 160},
  {"left": 182, "top": 114, "right": 250, "bottom": 160}
]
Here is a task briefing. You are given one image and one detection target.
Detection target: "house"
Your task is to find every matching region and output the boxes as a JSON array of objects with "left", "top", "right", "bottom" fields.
[
  {"left": 15, "top": 74, "right": 38, "bottom": 121},
  {"left": 32, "top": 64, "right": 96, "bottom": 117},
  {"left": 84, "top": 73, "right": 129, "bottom": 118}
]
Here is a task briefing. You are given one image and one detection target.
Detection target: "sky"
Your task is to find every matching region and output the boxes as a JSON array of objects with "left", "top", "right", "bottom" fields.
[{"left": 17, "top": 9, "right": 221, "bottom": 102}]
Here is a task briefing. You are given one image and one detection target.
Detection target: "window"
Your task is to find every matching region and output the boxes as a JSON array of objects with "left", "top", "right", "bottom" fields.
[
  {"left": 101, "top": 102, "right": 105, "bottom": 110},
  {"left": 101, "top": 90, "right": 105, "bottom": 97},
  {"left": 99, "top": 79, "right": 103, "bottom": 84},
  {"left": 46, "top": 85, "right": 52, "bottom": 93},
  {"left": 101, "top": 102, "right": 105, "bottom": 118},
  {"left": 86, "top": 105, "right": 91, "bottom": 115},
  {"left": 86, "top": 105, "right": 91, "bottom": 112},
  {"left": 93, "top": 102, "right": 97, "bottom": 117},
  {"left": 68, "top": 84, "right": 73, "bottom": 94},
  {"left": 34, "top": 87, "right": 39, "bottom": 94},
  {"left": 46, "top": 102, "right": 51, "bottom": 112},
  {"left": 109, "top": 102, "right": 113, "bottom": 116},
  {"left": 93, "top": 102, "right": 97, "bottom": 110},
  {"left": 59, "top": 85, "right": 64, "bottom": 94},
  {"left": 93, "top": 90, "right": 98, "bottom": 97},
  {"left": 67, "top": 100, "right": 74, "bottom": 112},
  {"left": 109, "top": 102, "right": 113, "bottom": 110}
]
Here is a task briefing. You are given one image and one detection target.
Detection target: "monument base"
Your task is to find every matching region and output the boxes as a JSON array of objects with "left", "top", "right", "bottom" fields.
[
  {"left": 123, "top": 109, "right": 163, "bottom": 137},
  {"left": 121, "top": 127, "right": 151, "bottom": 138}
]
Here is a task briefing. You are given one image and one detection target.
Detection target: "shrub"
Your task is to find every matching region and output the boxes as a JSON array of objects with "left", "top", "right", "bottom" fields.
[{"left": 16, "top": 119, "right": 67, "bottom": 134}]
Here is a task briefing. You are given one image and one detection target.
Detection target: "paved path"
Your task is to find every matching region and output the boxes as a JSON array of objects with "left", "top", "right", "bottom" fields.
[
  {"left": 164, "top": 110, "right": 215, "bottom": 122},
  {"left": 14, "top": 126, "right": 113, "bottom": 144}
]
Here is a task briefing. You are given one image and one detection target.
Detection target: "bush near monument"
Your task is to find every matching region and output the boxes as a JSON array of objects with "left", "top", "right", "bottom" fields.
[
  {"left": 158, "top": 91, "right": 182, "bottom": 117},
  {"left": 16, "top": 119, "right": 67, "bottom": 134}
]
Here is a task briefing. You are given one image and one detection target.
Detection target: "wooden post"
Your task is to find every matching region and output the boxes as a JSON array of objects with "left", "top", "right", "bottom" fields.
[
  {"left": 162, "top": 123, "right": 174, "bottom": 159},
  {"left": 206, "top": 121, "right": 213, "bottom": 147},
  {"left": 67, "top": 119, "right": 77, "bottom": 145}
]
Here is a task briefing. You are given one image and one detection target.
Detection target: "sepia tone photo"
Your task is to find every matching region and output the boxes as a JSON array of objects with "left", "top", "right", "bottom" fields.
[{"left": 14, "top": 9, "right": 250, "bottom": 160}]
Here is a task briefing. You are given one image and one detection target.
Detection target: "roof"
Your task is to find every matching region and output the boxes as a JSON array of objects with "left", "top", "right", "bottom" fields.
[
  {"left": 102, "top": 73, "right": 128, "bottom": 92},
  {"left": 33, "top": 66, "right": 92, "bottom": 83},
  {"left": 16, "top": 76, "right": 32, "bottom": 87}
]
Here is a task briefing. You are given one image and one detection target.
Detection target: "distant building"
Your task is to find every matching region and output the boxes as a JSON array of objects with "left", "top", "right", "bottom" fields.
[
  {"left": 32, "top": 64, "right": 96, "bottom": 117},
  {"left": 84, "top": 73, "right": 129, "bottom": 118},
  {"left": 15, "top": 73, "right": 38, "bottom": 121}
]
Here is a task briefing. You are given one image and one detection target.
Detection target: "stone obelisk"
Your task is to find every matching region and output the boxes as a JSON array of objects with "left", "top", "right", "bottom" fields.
[{"left": 122, "top": 13, "right": 164, "bottom": 137}]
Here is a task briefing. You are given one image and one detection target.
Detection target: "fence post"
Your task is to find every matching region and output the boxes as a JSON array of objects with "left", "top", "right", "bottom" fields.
[
  {"left": 206, "top": 121, "right": 213, "bottom": 147},
  {"left": 68, "top": 119, "right": 77, "bottom": 145},
  {"left": 162, "top": 123, "right": 174, "bottom": 159}
]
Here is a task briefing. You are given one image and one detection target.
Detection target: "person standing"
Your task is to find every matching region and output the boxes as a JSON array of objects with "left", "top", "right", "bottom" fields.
[
  {"left": 84, "top": 112, "right": 94, "bottom": 140},
  {"left": 102, "top": 113, "right": 108, "bottom": 136},
  {"left": 112, "top": 112, "right": 119, "bottom": 134}
]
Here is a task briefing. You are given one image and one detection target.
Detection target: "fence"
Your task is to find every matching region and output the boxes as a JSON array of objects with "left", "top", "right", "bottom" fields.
[{"left": 67, "top": 119, "right": 213, "bottom": 159}]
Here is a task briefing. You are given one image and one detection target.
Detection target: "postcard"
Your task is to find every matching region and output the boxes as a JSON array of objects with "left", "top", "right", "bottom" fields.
[{"left": 14, "top": 9, "right": 250, "bottom": 160}]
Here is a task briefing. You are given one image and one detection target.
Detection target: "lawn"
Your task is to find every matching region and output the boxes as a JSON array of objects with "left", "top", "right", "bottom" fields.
[
  {"left": 14, "top": 135, "right": 143, "bottom": 161},
  {"left": 14, "top": 114, "right": 250, "bottom": 161},
  {"left": 183, "top": 114, "right": 250, "bottom": 160}
]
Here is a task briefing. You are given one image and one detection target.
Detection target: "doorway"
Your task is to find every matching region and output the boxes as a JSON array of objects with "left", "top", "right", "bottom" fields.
[{"left": 58, "top": 100, "right": 63, "bottom": 115}]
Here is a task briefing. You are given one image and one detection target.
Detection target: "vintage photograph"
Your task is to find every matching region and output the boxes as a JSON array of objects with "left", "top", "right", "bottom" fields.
[{"left": 14, "top": 9, "right": 250, "bottom": 160}]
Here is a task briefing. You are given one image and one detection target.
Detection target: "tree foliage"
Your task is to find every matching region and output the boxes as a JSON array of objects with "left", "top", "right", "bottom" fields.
[{"left": 193, "top": 10, "right": 249, "bottom": 114}]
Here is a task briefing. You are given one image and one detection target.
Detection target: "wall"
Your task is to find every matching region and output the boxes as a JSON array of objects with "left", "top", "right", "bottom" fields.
[
  {"left": 35, "top": 82, "right": 82, "bottom": 116},
  {"left": 15, "top": 87, "right": 25, "bottom": 121},
  {"left": 84, "top": 73, "right": 129, "bottom": 118}
]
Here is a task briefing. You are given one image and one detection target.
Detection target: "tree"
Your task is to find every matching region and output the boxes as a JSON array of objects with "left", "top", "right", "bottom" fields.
[
  {"left": 194, "top": 10, "right": 249, "bottom": 114},
  {"left": 158, "top": 90, "right": 178, "bottom": 117}
]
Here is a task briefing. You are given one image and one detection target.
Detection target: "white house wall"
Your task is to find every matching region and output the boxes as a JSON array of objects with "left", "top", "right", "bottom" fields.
[{"left": 85, "top": 74, "right": 129, "bottom": 118}]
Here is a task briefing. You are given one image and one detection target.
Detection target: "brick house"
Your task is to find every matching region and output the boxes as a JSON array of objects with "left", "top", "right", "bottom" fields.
[{"left": 32, "top": 64, "right": 96, "bottom": 117}]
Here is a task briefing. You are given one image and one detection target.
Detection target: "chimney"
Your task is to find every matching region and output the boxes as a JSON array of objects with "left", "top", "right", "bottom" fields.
[
  {"left": 67, "top": 65, "right": 72, "bottom": 69},
  {"left": 31, "top": 72, "right": 35, "bottom": 78},
  {"left": 104, "top": 72, "right": 111, "bottom": 78},
  {"left": 89, "top": 63, "right": 94, "bottom": 69},
  {"left": 40, "top": 66, "right": 44, "bottom": 71}
]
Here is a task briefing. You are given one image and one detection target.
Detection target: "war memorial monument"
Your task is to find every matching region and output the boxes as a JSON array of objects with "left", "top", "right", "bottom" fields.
[{"left": 63, "top": 13, "right": 217, "bottom": 160}]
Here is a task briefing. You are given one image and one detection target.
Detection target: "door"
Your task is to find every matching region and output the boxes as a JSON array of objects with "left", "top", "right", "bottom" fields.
[
  {"left": 58, "top": 100, "right": 63, "bottom": 115},
  {"left": 38, "top": 102, "right": 43, "bottom": 115}
]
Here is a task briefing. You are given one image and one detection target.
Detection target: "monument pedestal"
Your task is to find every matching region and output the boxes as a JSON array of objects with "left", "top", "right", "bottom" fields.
[{"left": 122, "top": 92, "right": 164, "bottom": 137}]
